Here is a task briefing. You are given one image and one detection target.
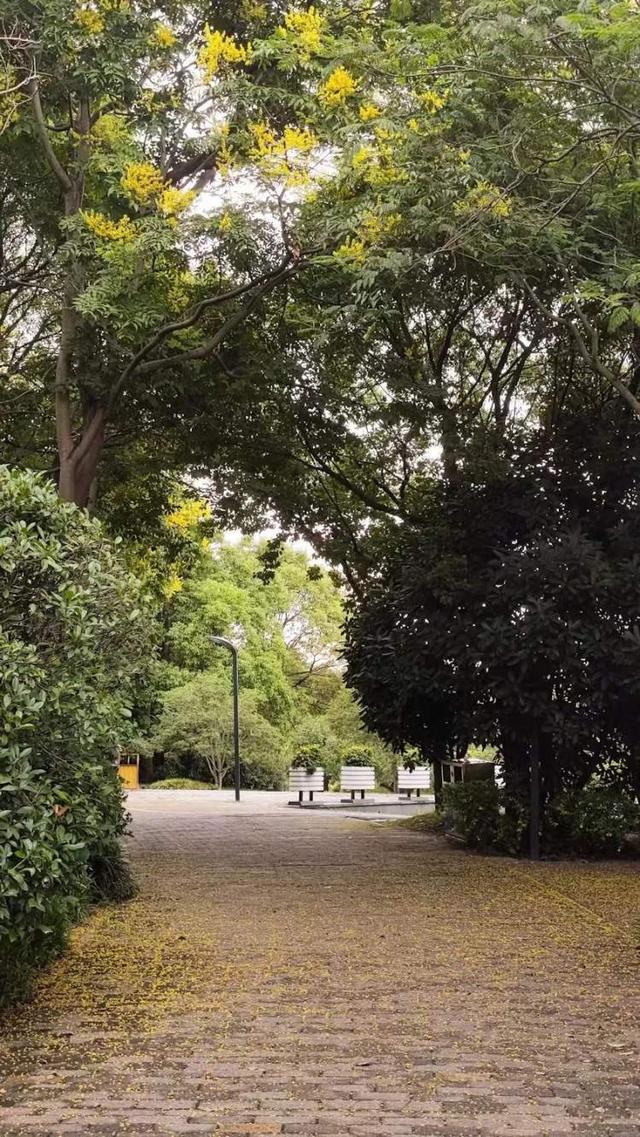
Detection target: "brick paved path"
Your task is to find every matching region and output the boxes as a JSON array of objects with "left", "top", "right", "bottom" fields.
[{"left": 1, "top": 791, "right": 639, "bottom": 1137}]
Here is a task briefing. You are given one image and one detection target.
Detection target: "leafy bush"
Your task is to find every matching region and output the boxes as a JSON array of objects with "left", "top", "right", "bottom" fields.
[
  {"left": 546, "top": 786, "right": 640, "bottom": 857},
  {"left": 443, "top": 782, "right": 502, "bottom": 849},
  {"left": 443, "top": 779, "right": 639, "bottom": 857},
  {"left": 290, "top": 745, "right": 324, "bottom": 774},
  {"left": 0, "top": 468, "right": 154, "bottom": 1007},
  {"left": 340, "top": 744, "right": 374, "bottom": 767}
]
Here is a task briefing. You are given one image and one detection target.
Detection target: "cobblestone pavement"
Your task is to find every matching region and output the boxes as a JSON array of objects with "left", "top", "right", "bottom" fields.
[{"left": 1, "top": 790, "right": 639, "bottom": 1137}]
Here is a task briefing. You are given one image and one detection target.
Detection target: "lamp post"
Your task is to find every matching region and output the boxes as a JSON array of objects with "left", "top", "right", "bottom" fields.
[{"left": 210, "top": 636, "right": 241, "bottom": 802}]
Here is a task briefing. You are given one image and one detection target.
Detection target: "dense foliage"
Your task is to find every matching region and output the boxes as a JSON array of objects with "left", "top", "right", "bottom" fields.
[
  {"left": 0, "top": 468, "right": 154, "bottom": 1005},
  {"left": 150, "top": 534, "right": 392, "bottom": 789},
  {"left": 1, "top": 4, "right": 638, "bottom": 1020},
  {"left": 444, "top": 782, "right": 640, "bottom": 857},
  {"left": 290, "top": 744, "right": 324, "bottom": 774},
  {"left": 345, "top": 412, "right": 640, "bottom": 816}
]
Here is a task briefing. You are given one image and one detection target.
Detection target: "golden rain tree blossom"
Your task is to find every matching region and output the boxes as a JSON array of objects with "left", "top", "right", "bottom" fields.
[
  {"left": 248, "top": 122, "right": 319, "bottom": 188},
  {"left": 198, "top": 26, "right": 249, "bottom": 81},
  {"left": 158, "top": 187, "right": 196, "bottom": 217},
  {"left": 121, "top": 161, "right": 166, "bottom": 204},
  {"left": 153, "top": 23, "right": 177, "bottom": 49},
  {"left": 82, "top": 211, "right": 136, "bottom": 242},
  {"left": 319, "top": 67, "right": 358, "bottom": 107},
  {"left": 454, "top": 180, "right": 512, "bottom": 220},
  {"left": 280, "top": 6, "right": 326, "bottom": 59},
  {"left": 74, "top": 6, "right": 104, "bottom": 35}
]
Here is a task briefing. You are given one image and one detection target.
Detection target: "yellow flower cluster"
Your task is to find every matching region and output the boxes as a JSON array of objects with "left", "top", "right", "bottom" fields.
[
  {"left": 248, "top": 121, "right": 318, "bottom": 187},
  {"left": 121, "top": 161, "right": 166, "bottom": 203},
  {"left": 218, "top": 211, "right": 234, "bottom": 232},
  {"left": 158, "top": 187, "right": 196, "bottom": 217},
  {"left": 120, "top": 162, "right": 195, "bottom": 216},
  {"left": 74, "top": 6, "right": 104, "bottom": 34},
  {"left": 153, "top": 23, "right": 177, "bottom": 48},
  {"left": 92, "top": 113, "right": 129, "bottom": 148},
  {"left": 281, "top": 6, "right": 325, "bottom": 58},
  {"left": 198, "top": 26, "right": 249, "bottom": 81},
  {"left": 249, "top": 121, "right": 278, "bottom": 157},
  {"left": 352, "top": 144, "right": 376, "bottom": 169},
  {"left": 444, "top": 145, "right": 470, "bottom": 166},
  {"left": 215, "top": 124, "right": 235, "bottom": 176},
  {"left": 165, "top": 500, "right": 213, "bottom": 530},
  {"left": 359, "top": 210, "right": 401, "bottom": 244},
  {"left": 454, "top": 180, "right": 511, "bottom": 219},
  {"left": 319, "top": 67, "right": 358, "bottom": 107},
  {"left": 419, "top": 89, "right": 447, "bottom": 113},
  {"left": 163, "top": 573, "right": 183, "bottom": 599},
  {"left": 333, "top": 210, "right": 401, "bottom": 268},
  {"left": 351, "top": 140, "right": 407, "bottom": 187},
  {"left": 359, "top": 102, "right": 381, "bottom": 122},
  {"left": 334, "top": 237, "right": 366, "bottom": 264},
  {"left": 283, "top": 125, "right": 317, "bottom": 153},
  {"left": 83, "top": 210, "right": 136, "bottom": 242}
]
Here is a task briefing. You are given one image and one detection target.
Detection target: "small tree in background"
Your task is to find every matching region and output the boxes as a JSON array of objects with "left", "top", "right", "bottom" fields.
[{"left": 153, "top": 673, "right": 285, "bottom": 789}]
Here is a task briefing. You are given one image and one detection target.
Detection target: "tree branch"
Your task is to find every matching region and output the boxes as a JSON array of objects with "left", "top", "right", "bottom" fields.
[
  {"left": 107, "top": 256, "right": 299, "bottom": 410},
  {"left": 29, "top": 78, "right": 73, "bottom": 192},
  {"left": 519, "top": 277, "right": 640, "bottom": 418}
]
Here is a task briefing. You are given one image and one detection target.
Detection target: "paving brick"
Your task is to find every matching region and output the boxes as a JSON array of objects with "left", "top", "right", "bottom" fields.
[{"left": 0, "top": 790, "right": 638, "bottom": 1137}]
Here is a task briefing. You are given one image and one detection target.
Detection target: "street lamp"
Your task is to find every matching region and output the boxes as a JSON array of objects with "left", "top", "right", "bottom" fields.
[{"left": 210, "top": 636, "right": 241, "bottom": 802}]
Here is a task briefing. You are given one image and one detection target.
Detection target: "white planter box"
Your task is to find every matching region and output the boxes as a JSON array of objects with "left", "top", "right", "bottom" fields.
[
  {"left": 398, "top": 765, "right": 431, "bottom": 792},
  {"left": 340, "top": 766, "right": 375, "bottom": 793},
  {"left": 288, "top": 768, "right": 324, "bottom": 797}
]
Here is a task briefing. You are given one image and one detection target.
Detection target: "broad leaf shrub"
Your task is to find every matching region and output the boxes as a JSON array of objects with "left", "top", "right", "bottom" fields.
[
  {"left": 546, "top": 787, "right": 640, "bottom": 857},
  {"left": 340, "top": 744, "right": 374, "bottom": 768},
  {"left": 443, "top": 783, "right": 504, "bottom": 851},
  {"left": 290, "top": 745, "right": 324, "bottom": 774},
  {"left": 443, "top": 782, "right": 640, "bottom": 857},
  {"left": 0, "top": 468, "right": 155, "bottom": 1007}
]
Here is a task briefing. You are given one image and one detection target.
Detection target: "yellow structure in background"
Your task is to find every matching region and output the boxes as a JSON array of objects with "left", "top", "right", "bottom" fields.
[{"left": 117, "top": 754, "right": 140, "bottom": 790}]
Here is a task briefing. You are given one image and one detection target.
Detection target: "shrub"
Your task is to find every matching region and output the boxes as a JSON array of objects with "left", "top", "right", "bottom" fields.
[
  {"left": 0, "top": 468, "right": 154, "bottom": 1007},
  {"left": 340, "top": 744, "right": 374, "bottom": 767},
  {"left": 443, "top": 782, "right": 502, "bottom": 849},
  {"left": 546, "top": 786, "right": 640, "bottom": 857},
  {"left": 443, "top": 779, "right": 639, "bottom": 857},
  {"left": 290, "top": 745, "right": 324, "bottom": 774}
]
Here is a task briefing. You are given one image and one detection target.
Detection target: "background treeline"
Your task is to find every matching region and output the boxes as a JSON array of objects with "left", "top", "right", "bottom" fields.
[{"left": 143, "top": 509, "right": 394, "bottom": 790}]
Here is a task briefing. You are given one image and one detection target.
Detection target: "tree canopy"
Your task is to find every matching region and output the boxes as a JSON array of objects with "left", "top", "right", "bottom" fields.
[{"left": 150, "top": 530, "right": 393, "bottom": 788}]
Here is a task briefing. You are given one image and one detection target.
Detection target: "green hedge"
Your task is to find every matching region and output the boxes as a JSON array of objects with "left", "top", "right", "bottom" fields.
[
  {"left": 0, "top": 468, "right": 154, "bottom": 1007},
  {"left": 443, "top": 781, "right": 640, "bottom": 857}
]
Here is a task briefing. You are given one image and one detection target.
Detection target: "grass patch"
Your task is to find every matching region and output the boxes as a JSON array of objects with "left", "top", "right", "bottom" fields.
[
  {"left": 392, "top": 810, "right": 444, "bottom": 833},
  {"left": 147, "top": 778, "right": 216, "bottom": 790}
]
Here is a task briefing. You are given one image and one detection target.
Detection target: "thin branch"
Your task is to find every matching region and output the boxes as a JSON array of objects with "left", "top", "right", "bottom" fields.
[
  {"left": 107, "top": 255, "right": 299, "bottom": 409},
  {"left": 28, "top": 78, "right": 72, "bottom": 192},
  {"left": 520, "top": 277, "right": 640, "bottom": 418}
]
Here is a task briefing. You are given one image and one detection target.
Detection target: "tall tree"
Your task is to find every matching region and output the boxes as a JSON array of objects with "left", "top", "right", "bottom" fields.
[{"left": 0, "top": 1, "right": 314, "bottom": 504}]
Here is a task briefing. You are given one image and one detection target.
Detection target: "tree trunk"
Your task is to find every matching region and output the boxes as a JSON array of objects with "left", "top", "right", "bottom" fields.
[
  {"left": 58, "top": 406, "right": 106, "bottom": 508},
  {"left": 52, "top": 98, "right": 102, "bottom": 509},
  {"left": 432, "top": 754, "right": 444, "bottom": 809}
]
